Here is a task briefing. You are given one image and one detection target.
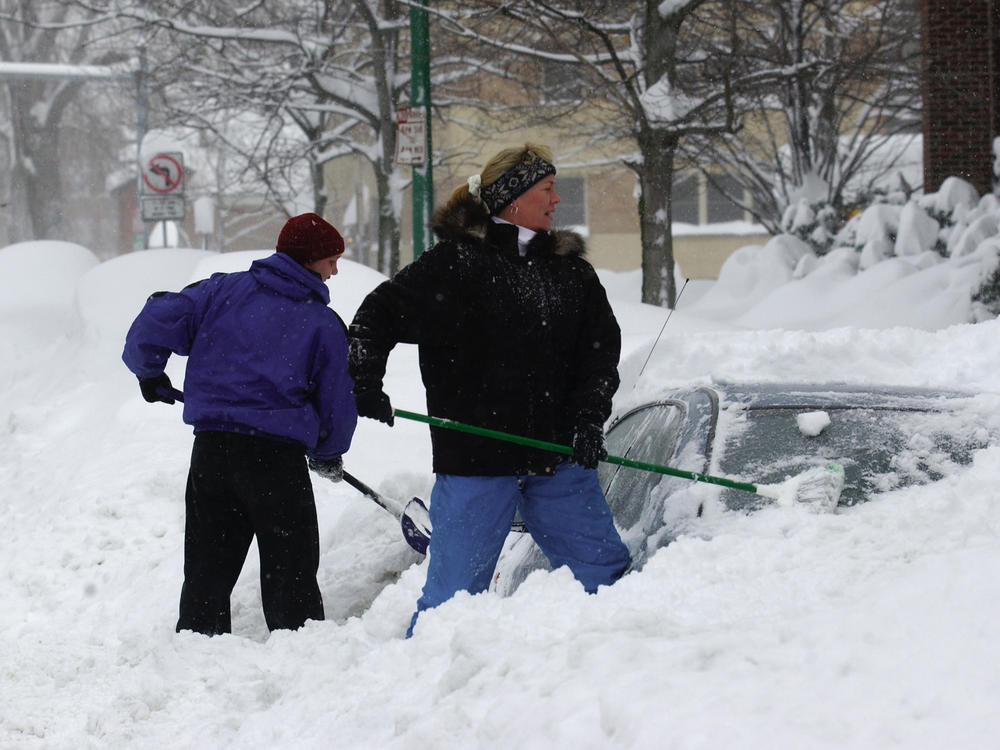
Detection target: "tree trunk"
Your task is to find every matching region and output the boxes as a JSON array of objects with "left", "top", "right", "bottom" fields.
[
  {"left": 9, "top": 84, "right": 65, "bottom": 241},
  {"left": 374, "top": 159, "right": 401, "bottom": 276},
  {"left": 366, "top": 0, "right": 402, "bottom": 276},
  {"left": 636, "top": 129, "right": 679, "bottom": 308},
  {"left": 25, "top": 145, "right": 63, "bottom": 239},
  {"left": 309, "top": 155, "right": 327, "bottom": 219}
]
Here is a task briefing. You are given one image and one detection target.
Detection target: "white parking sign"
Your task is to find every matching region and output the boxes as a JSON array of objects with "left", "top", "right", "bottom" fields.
[{"left": 140, "top": 152, "right": 186, "bottom": 221}]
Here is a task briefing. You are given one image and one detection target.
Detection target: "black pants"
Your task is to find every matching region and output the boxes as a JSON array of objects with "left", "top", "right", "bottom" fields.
[{"left": 176, "top": 431, "right": 324, "bottom": 635}]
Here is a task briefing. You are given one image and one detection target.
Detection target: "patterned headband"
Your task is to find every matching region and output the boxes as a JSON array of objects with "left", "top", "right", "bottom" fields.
[{"left": 479, "top": 154, "right": 557, "bottom": 214}]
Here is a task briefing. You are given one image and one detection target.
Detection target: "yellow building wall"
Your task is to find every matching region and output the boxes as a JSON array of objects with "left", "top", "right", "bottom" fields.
[{"left": 673, "top": 233, "right": 772, "bottom": 280}]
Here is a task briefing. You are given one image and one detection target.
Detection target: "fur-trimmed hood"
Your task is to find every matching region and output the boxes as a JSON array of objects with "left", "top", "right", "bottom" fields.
[{"left": 430, "top": 195, "right": 586, "bottom": 257}]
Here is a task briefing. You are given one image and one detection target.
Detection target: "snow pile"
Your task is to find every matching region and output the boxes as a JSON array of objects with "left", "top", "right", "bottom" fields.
[
  {"left": 0, "top": 240, "right": 98, "bottom": 351},
  {"left": 796, "top": 410, "right": 831, "bottom": 437}
]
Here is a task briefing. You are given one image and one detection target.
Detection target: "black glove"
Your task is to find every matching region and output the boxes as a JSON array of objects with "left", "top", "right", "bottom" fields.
[
  {"left": 354, "top": 388, "right": 394, "bottom": 425},
  {"left": 572, "top": 423, "right": 607, "bottom": 470},
  {"left": 138, "top": 373, "right": 176, "bottom": 404},
  {"left": 308, "top": 456, "right": 344, "bottom": 482}
]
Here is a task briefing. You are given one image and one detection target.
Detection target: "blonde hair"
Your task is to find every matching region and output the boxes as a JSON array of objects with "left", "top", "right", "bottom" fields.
[{"left": 444, "top": 142, "right": 554, "bottom": 214}]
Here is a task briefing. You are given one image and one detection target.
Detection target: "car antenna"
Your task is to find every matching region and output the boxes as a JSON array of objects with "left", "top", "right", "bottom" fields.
[{"left": 634, "top": 277, "right": 689, "bottom": 384}]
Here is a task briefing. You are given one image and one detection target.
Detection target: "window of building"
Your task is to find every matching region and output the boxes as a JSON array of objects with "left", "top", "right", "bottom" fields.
[
  {"left": 671, "top": 174, "right": 700, "bottom": 224},
  {"left": 706, "top": 174, "right": 747, "bottom": 223},
  {"left": 557, "top": 175, "right": 586, "bottom": 227}
]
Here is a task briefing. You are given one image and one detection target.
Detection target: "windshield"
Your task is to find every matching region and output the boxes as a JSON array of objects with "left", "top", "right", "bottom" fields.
[{"left": 715, "top": 405, "right": 983, "bottom": 510}]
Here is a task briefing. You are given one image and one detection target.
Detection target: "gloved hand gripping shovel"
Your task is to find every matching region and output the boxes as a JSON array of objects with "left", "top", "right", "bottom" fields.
[
  {"left": 161, "top": 388, "right": 432, "bottom": 554},
  {"left": 393, "top": 409, "right": 845, "bottom": 510}
]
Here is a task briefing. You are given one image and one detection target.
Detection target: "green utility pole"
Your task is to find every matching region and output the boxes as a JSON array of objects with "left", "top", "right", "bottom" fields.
[{"left": 410, "top": 0, "right": 433, "bottom": 259}]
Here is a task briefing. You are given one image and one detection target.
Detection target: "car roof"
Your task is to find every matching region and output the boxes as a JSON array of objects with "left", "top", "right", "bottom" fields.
[{"left": 610, "top": 381, "right": 975, "bottom": 434}]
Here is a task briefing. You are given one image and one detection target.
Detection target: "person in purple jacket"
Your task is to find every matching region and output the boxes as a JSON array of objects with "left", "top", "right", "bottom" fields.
[{"left": 122, "top": 213, "right": 358, "bottom": 636}]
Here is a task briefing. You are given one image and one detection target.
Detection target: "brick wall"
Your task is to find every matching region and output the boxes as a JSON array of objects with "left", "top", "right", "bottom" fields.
[{"left": 921, "top": 0, "right": 999, "bottom": 195}]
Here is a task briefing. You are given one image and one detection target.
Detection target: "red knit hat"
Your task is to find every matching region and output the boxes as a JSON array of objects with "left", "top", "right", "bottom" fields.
[{"left": 276, "top": 213, "right": 345, "bottom": 265}]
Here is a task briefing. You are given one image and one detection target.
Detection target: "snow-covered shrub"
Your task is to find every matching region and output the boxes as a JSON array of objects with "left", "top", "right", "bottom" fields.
[
  {"left": 827, "top": 177, "right": 988, "bottom": 263},
  {"left": 830, "top": 199, "right": 903, "bottom": 269},
  {"left": 993, "top": 135, "right": 1000, "bottom": 191},
  {"left": 895, "top": 202, "right": 941, "bottom": 257},
  {"left": 915, "top": 178, "right": 978, "bottom": 255},
  {"left": 971, "top": 264, "right": 1000, "bottom": 317},
  {"left": 728, "top": 175, "right": 1000, "bottom": 323},
  {"left": 780, "top": 199, "right": 843, "bottom": 256},
  {"left": 970, "top": 239, "right": 1000, "bottom": 319}
]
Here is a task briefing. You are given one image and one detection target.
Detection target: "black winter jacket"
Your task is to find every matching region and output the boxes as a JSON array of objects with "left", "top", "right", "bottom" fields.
[{"left": 348, "top": 197, "right": 621, "bottom": 476}]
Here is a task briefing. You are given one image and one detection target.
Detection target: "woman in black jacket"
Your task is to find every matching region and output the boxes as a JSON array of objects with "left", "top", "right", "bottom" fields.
[{"left": 349, "top": 143, "right": 630, "bottom": 636}]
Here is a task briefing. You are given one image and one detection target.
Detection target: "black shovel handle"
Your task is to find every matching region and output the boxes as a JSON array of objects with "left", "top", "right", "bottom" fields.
[{"left": 341, "top": 470, "right": 395, "bottom": 516}]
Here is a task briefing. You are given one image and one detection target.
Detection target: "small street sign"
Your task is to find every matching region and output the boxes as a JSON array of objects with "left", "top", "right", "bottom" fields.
[
  {"left": 141, "top": 152, "right": 184, "bottom": 195},
  {"left": 141, "top": 195, "right": 186, "bottom": 221},
  {"left": 139, "top": 151, "right": 185, "bottom": 222},
  {"left": 395, "top": 107, "right": 426, "bottom": 165}
]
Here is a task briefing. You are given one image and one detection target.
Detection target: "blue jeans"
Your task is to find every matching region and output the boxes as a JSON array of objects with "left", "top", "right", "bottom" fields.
[{"left": 407, "top": 462, "right": 630, "bottom": 636}]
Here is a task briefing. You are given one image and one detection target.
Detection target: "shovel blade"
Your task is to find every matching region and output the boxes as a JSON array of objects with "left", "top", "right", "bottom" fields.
[{"left": 401, "top": 497, "right": 432, "bottom": 555}]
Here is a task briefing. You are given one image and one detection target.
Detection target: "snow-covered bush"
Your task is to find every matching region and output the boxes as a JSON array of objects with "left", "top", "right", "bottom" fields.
[
  {"left": 780, "top": 199, "right": 843, "bottom": 256},
  {"left": 696, "top": 176, "right": 1000, "bottom": 326},
  {"left": 829, "top": 177, "right": 998, "bottom": 264},
  {"left": 971, "top": 262, "right": 1000, "bottom": 318}
]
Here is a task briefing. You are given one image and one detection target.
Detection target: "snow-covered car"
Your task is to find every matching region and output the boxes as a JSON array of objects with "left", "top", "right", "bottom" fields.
[{"left": 490, "top": 382, "right": 991, "bottom": 595}]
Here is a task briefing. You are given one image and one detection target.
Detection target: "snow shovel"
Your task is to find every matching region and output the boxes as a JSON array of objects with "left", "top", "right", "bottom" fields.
[
  {"left": 341, "top": 471, "right": 431, "bottom": 555},
  {"left": 393, "top": 408, "right": 845, "bottom": 510},
  {"left": 160, "top": 389, "right": 432, "bottom": 552}
]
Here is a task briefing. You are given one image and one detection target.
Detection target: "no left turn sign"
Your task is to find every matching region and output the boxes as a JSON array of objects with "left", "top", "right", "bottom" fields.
[{"left": 142, "top": 152, "right": 184, "bottom": 195}]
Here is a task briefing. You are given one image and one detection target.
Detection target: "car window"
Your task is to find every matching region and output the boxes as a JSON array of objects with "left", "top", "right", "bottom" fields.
[
  {"left": 500, "top": 401, "right": 689, "bottom": 589},
  {"left": 601, "top": 403, "right": 686, "bottom": 529},
  {"left": 715, "top": 406, "right": 983, "bottom": 511}
]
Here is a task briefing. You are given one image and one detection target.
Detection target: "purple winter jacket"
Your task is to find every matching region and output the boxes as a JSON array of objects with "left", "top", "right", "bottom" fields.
[{"left": 122, "top": 252, "right": 357, "bottom": 460}]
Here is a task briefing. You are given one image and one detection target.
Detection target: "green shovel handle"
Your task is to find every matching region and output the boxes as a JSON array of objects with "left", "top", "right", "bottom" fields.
[{"left": 393, "top": 408, "right": 760, "bottom": 494}]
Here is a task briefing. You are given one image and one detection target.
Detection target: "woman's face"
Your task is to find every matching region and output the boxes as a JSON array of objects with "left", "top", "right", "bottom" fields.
[{"left": 506, "top": 175, "right": 560, "bottom": 231}]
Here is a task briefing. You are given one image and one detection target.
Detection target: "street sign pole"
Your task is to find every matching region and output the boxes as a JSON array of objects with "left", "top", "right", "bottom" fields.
[
  {"left": 136, "top": 46, "right": 149, "bottom": 250},
  {"left": 410, "top": 0, "right": 433, "bottom": 260}
]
